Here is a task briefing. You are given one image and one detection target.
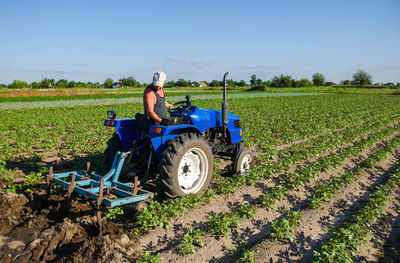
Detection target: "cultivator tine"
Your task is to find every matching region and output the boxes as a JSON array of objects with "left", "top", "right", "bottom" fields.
[
  {"left": 86, "top": 162, "right": 91, "bottom": 173},
  {"left": 46, "top": 166, "right": 54, "bottom": 195},
  {"left": 133, "top": 176, "right": 139, "bottom": 195},
  {"left": 97, "top": 179, "right": 104, "bottom": 208},
  {"left": 96, "top": 179, "right": 104, "bottom": 228},
  {"left": 67, "top": 172, "right": 76, "bottom": 198},
  {"left": 47, "top": 166, "right": 54, "bottom": 184}
]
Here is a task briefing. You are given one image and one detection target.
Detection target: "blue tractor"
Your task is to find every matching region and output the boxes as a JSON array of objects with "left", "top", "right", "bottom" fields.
[{"left": 49, "top": 73, "right": 252, "bottom": 208}]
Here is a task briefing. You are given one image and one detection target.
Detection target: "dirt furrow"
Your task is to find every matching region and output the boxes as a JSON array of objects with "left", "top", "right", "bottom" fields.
[
  {"left": 251, "top": 150, "right": 400, "bottom": 263},
  {"left": 143, "top": 131, "right": 400, "bottom": 262},
  {"left": 352, "top": 189, "right": 400, "bottom": 262}
]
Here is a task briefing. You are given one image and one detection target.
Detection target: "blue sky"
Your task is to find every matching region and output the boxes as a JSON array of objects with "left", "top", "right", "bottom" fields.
[{"left": 0, "top": 0, "right": 399, "bottom": 84}]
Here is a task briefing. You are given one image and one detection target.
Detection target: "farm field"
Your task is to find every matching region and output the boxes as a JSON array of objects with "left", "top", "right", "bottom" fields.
[{"left": 1, "top": 93, "right": 400, "bottom": 262}]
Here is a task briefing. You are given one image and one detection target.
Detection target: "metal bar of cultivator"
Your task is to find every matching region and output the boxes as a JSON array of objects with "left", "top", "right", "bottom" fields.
[{"left": 50, "top": 151, "right": 154, "bottom": 211}]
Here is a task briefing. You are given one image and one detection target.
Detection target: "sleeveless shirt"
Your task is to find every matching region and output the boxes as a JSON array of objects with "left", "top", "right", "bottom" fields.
[{"left": 144, "top": 85, "right": 168, "bottom": 120}]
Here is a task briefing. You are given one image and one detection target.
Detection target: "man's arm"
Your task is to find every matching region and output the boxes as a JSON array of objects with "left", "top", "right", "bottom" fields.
[
  {"left": 143, "top": 89, "right": 163, "bottom": 123},
  {"left": 165, "top": 100, "right": 173, "bottom": 109}
]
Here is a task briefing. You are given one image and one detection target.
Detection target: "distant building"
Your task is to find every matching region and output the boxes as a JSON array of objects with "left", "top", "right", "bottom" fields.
[
  {"left": 105, "top": 82, "right": 122, "bottom": 89},
  {"left": 112, "top": 82, "right": 122, "bottom": 89},
  {"left": 194, "top": 81, "right": 207, "bottom": 88}
]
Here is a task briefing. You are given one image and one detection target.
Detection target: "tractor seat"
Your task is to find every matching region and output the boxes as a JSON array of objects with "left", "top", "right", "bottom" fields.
[
  {"left": 161, "top": 117, "right": 184, "bottom": 126},
  {"left": 135, "top": 113, "right": 154, "bottom": 131}
]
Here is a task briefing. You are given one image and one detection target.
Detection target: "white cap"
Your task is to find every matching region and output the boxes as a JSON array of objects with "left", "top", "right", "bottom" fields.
[{"left": 153, "top": 71, "right": 166, "bottom": 87}]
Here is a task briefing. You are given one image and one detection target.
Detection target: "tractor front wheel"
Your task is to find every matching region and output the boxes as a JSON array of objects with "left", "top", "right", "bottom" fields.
[
  {"left": 232, "top": 148, "right": 253, "bottom": 175},
  {"left": 159, "top": 133, "right": 213, "bottom": 197}
]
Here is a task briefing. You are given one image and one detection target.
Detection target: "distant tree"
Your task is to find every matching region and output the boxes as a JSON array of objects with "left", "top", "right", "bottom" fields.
[
  {"left": 249, "top": 75, "right": 262, "bottom": 86},
  {"left": 226, "top": 79, "right": 235, "bottom": 86},
  {"left": 342, "top": 80, "right": 351, "bottom": 85},
  {"left": 325, "top": 81, "right": 335, "bottom": 86},
  {"left": 263, "top": 80, "right": 271, "bottom": 87},
  {"left": 104, "top": 78, "right": 114, "bottom": 88},
  {"left": 250, "top": 84, "right": 266, "bottom": 91},
  {"left": 56, "top": 79, "right": 68, "bottom": 88},
  {"left": 271, "top": 74, "right": 293, "bottom": 88},
  {"left": 39, "top": 78, "right": 55, "bottom": 88},
  {"left": 0, "top": 84, "right": 6, "bottom": 88},
  {"left": 8, "top": 80, "right": 29, "bottom": 89},
  {"left": 237, "top": 80, "right": 247, "bottom": 87},
  {"left": 67, "top": 81, "right": 77, "bottom": 88},
  {"left": 164, "top": 80, "right": 175, "bottom": 88},
  {"left": 31, "top": 82, "right": 40, "bottom": 89},
  {"left": 312, "top": 73, "right": 325, "bottom": 86},
  {"left": 250, "top": 75, "right": 257, "bottom": 86},
  {"left": 175, "top": 78, "right": 189, "bottom": 87},
  {"left": 298, "top": 78, "right": 313, "bottom": 87},
  {"left": 209, "top": 80, "right": 221, "bottom": 87},
  {"left": 352, "top": 70, "right": 372, "bottom": 87},
  {"left": 76, "top": 81, "right": 90, "bottom": 88},
  {"left": 119, "top": 76, "right": 138, "bottom": 87}
]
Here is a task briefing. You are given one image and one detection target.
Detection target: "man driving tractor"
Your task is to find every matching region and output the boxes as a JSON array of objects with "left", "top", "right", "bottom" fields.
[{"left": 143, "top": 71, "right": 174, "bottom": 124}]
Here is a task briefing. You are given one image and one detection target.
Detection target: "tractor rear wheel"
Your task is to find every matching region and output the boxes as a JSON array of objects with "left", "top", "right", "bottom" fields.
[
  {"left": 159, "top": 133, "right": 213, "bottom": 197},
  {"left": 103, "top": 132, "right": 123, "bottom": 171}
]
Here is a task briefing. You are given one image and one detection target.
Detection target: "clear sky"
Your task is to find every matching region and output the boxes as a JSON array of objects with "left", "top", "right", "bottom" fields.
[{"left": 0, "top": 0, "right": 399, "bottom": 84}]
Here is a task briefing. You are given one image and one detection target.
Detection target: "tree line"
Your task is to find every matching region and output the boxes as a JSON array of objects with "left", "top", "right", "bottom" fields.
[{"left": 1, "top": 69, "right": 399, "bottom": 89}]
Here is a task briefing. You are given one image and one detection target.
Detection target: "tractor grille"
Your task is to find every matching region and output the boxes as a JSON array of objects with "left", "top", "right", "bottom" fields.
[{"left": 234, "top": 120, "right": 241, "bottom": 129}]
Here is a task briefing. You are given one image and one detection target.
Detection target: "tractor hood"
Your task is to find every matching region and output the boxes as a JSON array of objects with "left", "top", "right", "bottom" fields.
[{"left": 185, "top": 106, "right": 240, "bottom": 132}]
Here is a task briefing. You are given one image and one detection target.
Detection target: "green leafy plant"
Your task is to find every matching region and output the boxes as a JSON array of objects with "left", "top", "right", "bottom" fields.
[
  {"left": 136, "top": 252, "right": 163, "bottom": 263},
  {"left": 106, "top": 207, "right": 124, "bottom": 220},
  {"left": 240, "top": 250, "right": 256, "bottom": 263},
  {"left": 237, "top": 203, "right": 258, "bottom": 219},
  {"left": 207, "top": 212, "right": 240, "bottom": 238},
  {"left": 177, "top": 228, "right": 205, "bottom": 255},
  {"left": 269, "top": 210, "right": 302, "bottom": 242}
]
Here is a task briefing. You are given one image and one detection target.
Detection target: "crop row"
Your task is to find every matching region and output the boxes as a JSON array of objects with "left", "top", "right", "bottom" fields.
[
  {"left": 215, "top": 111, "right": 400, "bottom": 193},
  {"left": 131, "top": 114, "right": 400, "bottom": 233},
  {"left": 225, "top": 126, "right": 400, "bottom": 261},
  {"left": 312, "top": 162, "right": 400, "bottom": 262},
  {"left": 146, "top": 122, "right": 400, "bottom": 259},
  {"left": 310, "top": 134, "right": 400, "bottom": 209}
]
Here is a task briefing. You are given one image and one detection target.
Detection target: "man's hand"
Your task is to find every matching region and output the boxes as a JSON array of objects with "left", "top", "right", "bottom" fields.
[{"left": 166, "top": 102, "right": 174, "bottom": 110}]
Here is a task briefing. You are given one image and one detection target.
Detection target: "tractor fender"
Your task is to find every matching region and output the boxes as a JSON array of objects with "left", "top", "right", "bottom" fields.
[{"left": 149, "top": 125, "right": 203, "bottom": 160}]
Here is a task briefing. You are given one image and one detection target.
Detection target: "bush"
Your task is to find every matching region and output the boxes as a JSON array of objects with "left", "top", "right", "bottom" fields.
[
  {"left": 249, "top": 84, "right": 266, "bottom": 91},
  {"left": 8, "top": 80, "right": 29, "bottom": 89}
]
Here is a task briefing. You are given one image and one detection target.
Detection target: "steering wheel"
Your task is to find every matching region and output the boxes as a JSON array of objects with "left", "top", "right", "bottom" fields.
[{"left": 168, "top": 95, "right": 192, "bottom": 113}]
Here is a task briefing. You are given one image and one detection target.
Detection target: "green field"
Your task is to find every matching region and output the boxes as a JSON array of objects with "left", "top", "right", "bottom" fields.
[{"left": 1, "top": 92, "right": 400, "bottom": 262}]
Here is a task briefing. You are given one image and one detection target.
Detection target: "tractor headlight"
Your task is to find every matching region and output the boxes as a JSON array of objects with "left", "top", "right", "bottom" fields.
[{"left": 107, "top": 110, "right": 116, "bottom": 120}]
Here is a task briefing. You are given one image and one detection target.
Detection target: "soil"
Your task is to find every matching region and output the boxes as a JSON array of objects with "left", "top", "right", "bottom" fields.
[{"left": 1, "top": 129, "right": 400, "bottom": 262}]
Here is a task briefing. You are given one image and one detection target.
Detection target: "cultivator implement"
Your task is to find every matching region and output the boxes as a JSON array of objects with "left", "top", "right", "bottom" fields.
[{"left": 47, "top": 151, "right": 153, "bottom": 212}]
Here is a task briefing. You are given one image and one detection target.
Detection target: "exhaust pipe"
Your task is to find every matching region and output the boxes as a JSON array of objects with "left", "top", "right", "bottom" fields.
[{"left": 222, "top": 72, "right": 229, "bottom": 126}]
